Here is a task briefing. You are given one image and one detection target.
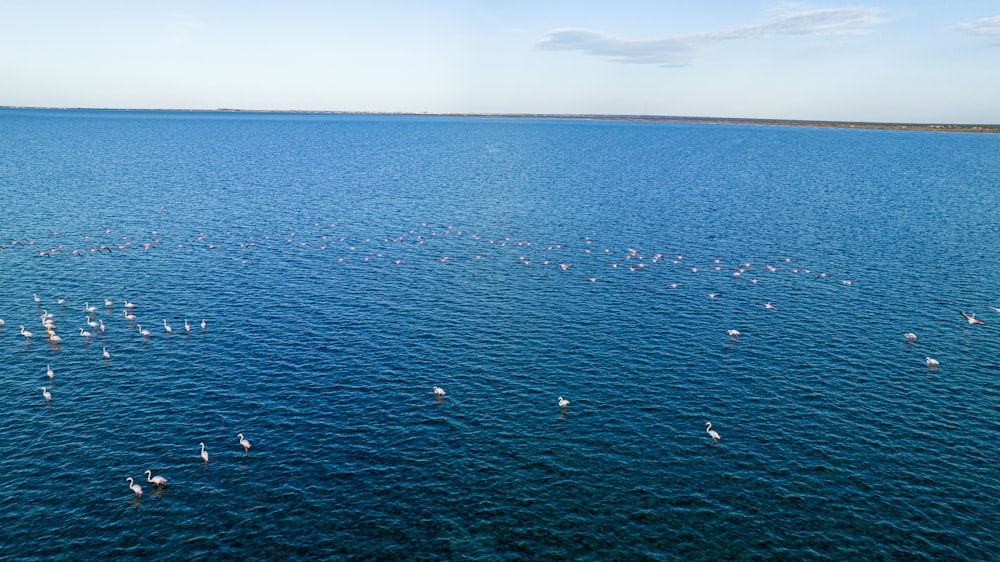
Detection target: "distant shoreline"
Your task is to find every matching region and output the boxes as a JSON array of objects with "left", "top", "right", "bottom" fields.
[{"left": 3, "top": 106, "right": 998, "bottom": 133}]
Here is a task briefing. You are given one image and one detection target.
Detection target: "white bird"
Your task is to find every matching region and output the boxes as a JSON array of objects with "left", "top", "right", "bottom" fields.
[
  {"left": 144, "top": 470, "right": 167, "bottom": 487},
  {"left": 104, "top": 299, "right": 113, "bottom": 307},
  {"left": 162, "top": 319, "right": 172, "bottom": 333},
  {"left": 904, "top": 332, "right": 917, "bottom": 341},
  {"left": 39, "top": 387, "right": 51, "bottom": 403},
  {"left": 433, "top": 385, "right": 446, "bottom": 397},
  {"left": 84, "top": 302, "right": 96, "bottom": 313},
  {"left": 727, "top": 329, "right": 740, "bottom": 337},
  {"left": 706, "top": 422, "right": 720, "bottom": 443},
  {"left": 46, "top": 364, "right": 54, "bottom": 379},
  {"left": 102, "top": 346, "right": 110, "bottom": 360},
  {"left": 961, "top": 311, "right": 985, "bottom": 326},
  {"left": 33, "top": 293, "right": 41, "bottom": 304},
  {"left": 558, "top": 396, "right": 570, "bottom": 408},
  {"left": 201, "top": 319, "right": 206, "bottom": 330},
  {"left": 137, "top": 324, "right": 150, "bottom": 338},
  {"left": 124, "top": 300, "right": 135, "bottom": 309},
  {"left": 0, "top": 318, "right": 5, "bottom": 326},
  {"left": 126, "top": 477, "right": 143, "bottom": 497},
  {"left": 86, "top": 317, "right": 99, "bottom": 329},
  {"left": 79, "top": 327, "right": 92, "bottom": 338},
  {"left": 199, "top": 442, "right": 209, "bottom": 463},
  {"left": 98, "top": 319, "right": 105, "bottom": 333},
  {"left": 237, "top": 433, "right": 251, "bottom": 455},
  {"left": 123, "top": 310, "right": 135, "bottom": 322},
  {"left": 763, "top": 302, "right": 777, "bottom": 311},
  {"left": 184, "top": 319, "right": 191, "bottom": 333},
  {"left": 20, "top": 326, "right": 33, "bottom": 339},
  {"left": 48, "top": 332, "right": 61, "bottom": 343},
  {"left": 925, "top": 357, "right": 939, "bottom": 366}
]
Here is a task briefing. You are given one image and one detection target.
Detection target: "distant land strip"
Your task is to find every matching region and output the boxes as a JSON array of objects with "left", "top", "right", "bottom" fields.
[{"left": 4, "top": 106, "right": 999, "bottom": 133}]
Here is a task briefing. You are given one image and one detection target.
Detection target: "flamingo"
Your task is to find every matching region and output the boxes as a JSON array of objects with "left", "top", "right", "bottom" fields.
[
  {"left": 925, "top": 357, "right": 939, "bottom": 366},
  {"left": 144, "top": 470, "right": 167, "bottom": 487},
  {"left": 98, "top": 319, "right": 105, "bottom": 333},
  {"left": 960, "top": 311, "right": 985, "bottom": 326},
  {"left": 39, "top": 387, "right": 51, "bottom": 404},
  {"left": 237, "top": 433, "right": 251, "bottom": 455},
  {"left": 904, "top": 332, "right": 917, "bottom": 341},
  {"left": 0, "top": 318, "right": 5, "bottom": 327},
  {"left": 79, "top": 327, "right": 92, "bottom": 338},
  {"left": 162, "top": 319, "right": 172, "bottom": 334},
  {"left": 433, "top": 385, "right": 446, "bottom": 397},
  {"left": 104, "top": 299, "right": 113, "bottom": 307},
  {"left": 201, "top": 319, "right": 206, "bottom": 330},
  {"left": 48, "top": 332, "right": 61, "bottom": 343},
  {"left": 727, "top": 329, "right": 740, "bottom": 337},
  {"left": 124, "top": 300, "right": 135, "bottom": 309},
  {"left": 20, "top": 326, "right": 33, "bottom": 339},
  {"left": 199, "top": 442, "right": 209, "bottom": 463},
  {"left": 763, "top": 302, "right": 777, "bottom": 311},
  {"left": 137, "top": 325, "right": 150, "bottom": 339},
  {"left": 558, "top": 396, "right": 570, "bottom": 408},
  {"left": 46, "top": 365, "right": 53, "bottom": 379},
  {"left": 126, "top": 477, "right": 143, "bottom": 497},
  {"left": 86, "top": 317, "right": 99, "bottom": 329},
  {"left": 706, "top": 422, "right": 720, "bottom": 443},
  {"left": 184, "top": 319, "right": 191, "bottom": 333},
  {"left": 33, "top": 293, "right": 40, "bottom": 304},
  {"left": 123, "top": 310, "right": 135, "bottom": 322},
  {"left": 84, "top": 302, "right": 96, "bottom": 313},
  {"left": 103, "top": 346, "right": 110, "bottom": 360}
]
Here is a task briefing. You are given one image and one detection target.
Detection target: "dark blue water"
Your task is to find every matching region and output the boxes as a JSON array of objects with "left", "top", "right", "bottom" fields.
[{"left": 2, "top": 109, "right": 999, "bottom": 560}]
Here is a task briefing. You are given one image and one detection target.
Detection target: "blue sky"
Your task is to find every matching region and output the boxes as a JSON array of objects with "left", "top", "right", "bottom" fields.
[{"left": 2, "top": 1, "right": 999, "bottom": 122}]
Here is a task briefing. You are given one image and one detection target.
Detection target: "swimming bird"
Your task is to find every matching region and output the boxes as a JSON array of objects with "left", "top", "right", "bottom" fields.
[
  {"left": 727, "top": 329, "right": 740, "bottom": 337},
  {"left": 558, "top": 396, "right": 570, "bottom": 408},
  {"left": 925, "top": 357, "right": 939, "bottom": 366},
  {"left": 103, "top": 346, "right": 110, "bottom": 360},
  {"left": 39, "top": 387, "right": 51, "bottom": 404},
  {"left": 46, "top": 365, "right": 54, "bottom": 379},
  {"left": 903, "top": 332, "right": 917, "bottom": 341},
  {"left": 20, "top": 326, "right": 33, "bottom": 339},
  {"left": 237, "top": 433, "right": 251, "bottom": 455},
  {"left": 126, "top": 477, "right": 143, "bottom": 497},
  {"left": 199, "top": 442, "right": 209, "bottom": 463},
  {"left": 144, "top": 470, "right": 168, "bottom": 487},
  {"left": 960, "top": 311, "right": 985, "bottom": 326},
  {"left": 433, "top": 385, "right": 446, "bottom": 397},
  {"left": 706, "top": 422, "right": 720, "bottom": 443},
  {"left": 162, "top": 319, "right": 172, "bottom": 333}
]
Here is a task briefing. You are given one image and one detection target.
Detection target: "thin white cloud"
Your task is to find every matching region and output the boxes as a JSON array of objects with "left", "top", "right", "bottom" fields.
[
  {"left": 537, "top": 6, "right": 884, "bottom": 67},
  {"left": 955, "top": 16, "right": 1000, "bottom": 44}
]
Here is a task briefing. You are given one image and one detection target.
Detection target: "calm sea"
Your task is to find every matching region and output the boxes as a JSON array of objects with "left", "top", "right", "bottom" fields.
[{"left": 1, "top": 109, "right": 999, "bottom": 560}]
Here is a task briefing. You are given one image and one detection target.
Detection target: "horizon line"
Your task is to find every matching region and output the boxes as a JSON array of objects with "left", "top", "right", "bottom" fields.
[{"left": 2, "top": 105, "right": 998, "bottom": 133}]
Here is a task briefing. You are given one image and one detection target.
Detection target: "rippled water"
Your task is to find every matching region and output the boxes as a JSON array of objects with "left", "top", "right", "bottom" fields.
[{"left": 2, "top": 109, "right": 999, "bottom": 560}]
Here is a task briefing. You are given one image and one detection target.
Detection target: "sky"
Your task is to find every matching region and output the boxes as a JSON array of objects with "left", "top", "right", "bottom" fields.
[{"left": 2, "top": 1, "right": 999, "bottom": 123}]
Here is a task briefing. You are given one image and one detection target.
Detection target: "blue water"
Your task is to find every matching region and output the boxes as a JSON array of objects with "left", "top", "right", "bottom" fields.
[{"left": 2, "top": 109, "right": 999, "bottom": 560}]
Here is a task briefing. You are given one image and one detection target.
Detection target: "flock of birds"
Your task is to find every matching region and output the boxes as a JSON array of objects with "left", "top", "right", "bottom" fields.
[
  {"left": 124, "top": 434, "right": 251, "bottom": 498},
  {"left": 6, "top": 219, "right": 997, "bottom": 504}
]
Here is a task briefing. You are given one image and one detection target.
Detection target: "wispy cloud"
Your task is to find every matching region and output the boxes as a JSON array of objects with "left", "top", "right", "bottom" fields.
[
  {"left": 955, "top": 16, "right": 1000, "bottom": 44},
  {"left": 537, "top": 6, "right": 884, "bottom": 67}
]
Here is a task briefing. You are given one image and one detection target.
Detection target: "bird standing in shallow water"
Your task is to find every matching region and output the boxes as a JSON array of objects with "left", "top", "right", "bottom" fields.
[
  {"left": 558, "top": 396, "right": 570, "bottom": 408},
  {"left": 706, "top": 422, "right": 720, "bottom": 443},
  {"left": 925, "top": 357, "right": 939, "bottom": 366},
  {"left": 237, "top": 433, "right": 251, "bottom": 456},
  {"left": 126, "top": 477, "right": 143, "bottom": 497},
  {"left": 433, "top": 386, "right": 446, "bottom": 397},
  {"left": 144, "top": 470, "right": 167, "bottom": 487},
  {"left": 39, "top": 387, "right": 51, "bottom": 404},
  {"left": 199, "top": 442, "right": 209, "bottom": 463}
]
